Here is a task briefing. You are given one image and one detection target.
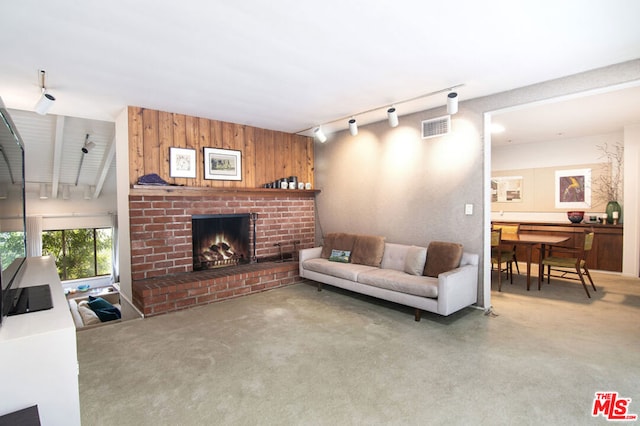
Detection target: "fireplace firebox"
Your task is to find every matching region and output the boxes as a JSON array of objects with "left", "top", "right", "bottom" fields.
[{"left": 192, "top": 214, "right": 250, "bottom": 270}]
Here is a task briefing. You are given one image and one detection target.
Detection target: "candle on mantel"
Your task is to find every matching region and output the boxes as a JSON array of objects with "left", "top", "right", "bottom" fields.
[{"left": 612, "top": 211, "right": 619, "bottom": 219}]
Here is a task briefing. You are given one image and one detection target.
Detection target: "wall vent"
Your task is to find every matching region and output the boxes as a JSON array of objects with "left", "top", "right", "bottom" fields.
[{"left": 421, "top": 115, "right": 451, "bottom": 139}]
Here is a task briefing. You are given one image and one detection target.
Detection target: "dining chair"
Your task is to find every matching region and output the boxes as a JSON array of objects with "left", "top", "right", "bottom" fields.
[
  {"left": 540, "top": 229, "right": 597, "bottom": 298},
  {"left": 492, "top": 223, "right": 520, "bottom": 275},
  {"left": 491, "top": 228, "right": 514, "bottom": 291}
]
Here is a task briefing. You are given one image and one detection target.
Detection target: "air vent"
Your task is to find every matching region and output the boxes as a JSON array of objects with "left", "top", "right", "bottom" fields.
[{"left": 421, "top": 115, "right": 451, "bottom": 139}]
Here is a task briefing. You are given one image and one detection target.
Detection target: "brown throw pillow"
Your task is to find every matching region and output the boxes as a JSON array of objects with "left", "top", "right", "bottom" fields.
[
  {"left": 320, "top": 233, "right": 356, "bottom": 259},
  {"left": 351, "top": 235, "right": 386, "bottom": 267},
  {"left": 423, "top": 241, "right": 463, "bottom": 278}
]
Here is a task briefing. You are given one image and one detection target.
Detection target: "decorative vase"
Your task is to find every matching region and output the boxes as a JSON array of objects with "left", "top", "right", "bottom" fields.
[{"left": 605, "top": 201, "right": 621, "bottom": 224}]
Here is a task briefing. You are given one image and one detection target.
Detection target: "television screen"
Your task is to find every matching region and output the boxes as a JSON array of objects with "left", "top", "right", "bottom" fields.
[{"left": 0, "top": 97, "right": 27, "bottom": 323}]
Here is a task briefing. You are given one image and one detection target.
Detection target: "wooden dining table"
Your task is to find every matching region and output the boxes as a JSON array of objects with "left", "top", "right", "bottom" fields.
[{"left": 500, "top": 232, "right": 570, "bottom": 291}]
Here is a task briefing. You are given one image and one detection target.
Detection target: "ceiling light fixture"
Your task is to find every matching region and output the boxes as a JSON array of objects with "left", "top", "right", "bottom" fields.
[
  {"left": 297, "top": 83, "right": 463, "bottom": 140},
  {"left": 446, "top": 91, "right": 458, "bottom": 115},
  {"left": 34, "top": 70, "right": 56, "bottom": 115},
  {"left": 348, "top": 118, "right": 358, "bottom": 136},
  {"left": 313, "top": 127, "right": 327, "bottom": 143},
  {"left": 387, "top": 107, "right": 399, "bottom": 128},
  {"left": 82, "top": 134, "right": 96, "bottom": 153},
  {"left": 62, "top": 184, "right": 71, "bottom": 200}
]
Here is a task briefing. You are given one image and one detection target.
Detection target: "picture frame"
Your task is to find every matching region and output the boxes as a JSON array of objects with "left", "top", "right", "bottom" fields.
[
  {"left": 169, "top": 147, "right": 196, "bottom": 178},
  {"left": 203, "top": 147, "right": 242, "bottom": 181},
  {"left": 491, "top": 176, "right": 523, "bottom": 203},
  {"left": 555, "top": 168, "right": 591, "bottom": 208}
]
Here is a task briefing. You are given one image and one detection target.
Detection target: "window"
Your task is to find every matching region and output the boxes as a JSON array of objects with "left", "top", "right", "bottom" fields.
[{"left": 42, "top": 228, "right": 113, "bottom": 281}]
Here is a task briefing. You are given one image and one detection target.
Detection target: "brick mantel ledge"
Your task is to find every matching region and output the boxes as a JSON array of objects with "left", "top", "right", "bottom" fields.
[{"left": 132, "top": 261, "right": 303, "bottom": 317}]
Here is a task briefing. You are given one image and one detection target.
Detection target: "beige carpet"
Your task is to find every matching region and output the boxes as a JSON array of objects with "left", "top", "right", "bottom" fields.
[{"left": 77, "top": 268, "right": 640, "bottom": 425}]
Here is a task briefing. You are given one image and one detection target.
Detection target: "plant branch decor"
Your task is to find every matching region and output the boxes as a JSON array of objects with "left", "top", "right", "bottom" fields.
[{"left": 594, "top": 142, "right": 624, "bottom": 205}]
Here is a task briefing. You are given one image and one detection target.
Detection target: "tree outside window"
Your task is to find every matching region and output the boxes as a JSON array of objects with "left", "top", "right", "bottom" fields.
[{"left": 42, "top": 228, "right": 112, "bottom": 281}]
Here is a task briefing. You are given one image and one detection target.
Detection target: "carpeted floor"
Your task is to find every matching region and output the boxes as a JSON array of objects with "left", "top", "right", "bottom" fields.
[{"left": 77, "top": 267, "right": 640, "bottom": 425}]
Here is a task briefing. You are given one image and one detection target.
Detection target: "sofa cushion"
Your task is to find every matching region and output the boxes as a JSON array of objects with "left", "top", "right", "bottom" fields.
[
  {"left": 358, "top": 269, "right": 438, "bottom": 298},
  {"left": 320, "top": 233, "right": 357, "bottom": 259},
  {"left": 404, "top": 245, "right": 427, "bottom": 275},
  {"left": 423, "top": 241, "right": 464, "bottom": 278},
  {"left": 77, "top": 301, "right": 101, "bottom": 325},
  {"left": 351, "top": 235, "right": 385, "bottom": 267},
  {"left": 303, "top": 258, "right": 377, "bottom": 281},
  {"left": 380, "top": 243, "right": 410, "bottom": 272}
]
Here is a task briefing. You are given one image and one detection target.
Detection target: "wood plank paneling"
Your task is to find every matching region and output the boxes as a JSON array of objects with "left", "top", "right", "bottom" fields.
[{"left": 128, "top": 107, "right": 314, "bottom": 190}]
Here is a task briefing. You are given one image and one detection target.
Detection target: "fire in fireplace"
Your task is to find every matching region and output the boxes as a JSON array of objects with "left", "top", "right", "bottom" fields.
[{"left": 192, "top": 214, "right": 250, "bottom": 270}]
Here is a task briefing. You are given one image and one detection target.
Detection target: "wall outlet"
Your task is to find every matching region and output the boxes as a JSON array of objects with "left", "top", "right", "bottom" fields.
[{"left": 465, "top": 204, "right": 473, "bottom": 215}]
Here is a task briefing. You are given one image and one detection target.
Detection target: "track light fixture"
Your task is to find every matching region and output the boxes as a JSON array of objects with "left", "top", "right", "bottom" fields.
[
  {"left": 82, "top": 134, "right": 96, "bottom": 153},
  {"left": 387, "top": 107, "right": 399, "bottom": 128},
  {"left": 446, "top": 91, "right": 458, "bottom": 115},
  {"left": 348, "top": 118, "right": 358, "bottom": 136},
  {"left": 313, "top": 127, "right": 327, "bottom": 143},
  {"left": 298, "top": 83, "right": 463, "bottom": 140},
  {"left": 34, "top": 70, "right": 56, "bottom": 115}
]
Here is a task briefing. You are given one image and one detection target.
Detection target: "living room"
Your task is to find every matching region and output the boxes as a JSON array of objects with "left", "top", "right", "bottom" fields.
[{"left": 1, "top": 2, "right": 640, "bottom": 424}]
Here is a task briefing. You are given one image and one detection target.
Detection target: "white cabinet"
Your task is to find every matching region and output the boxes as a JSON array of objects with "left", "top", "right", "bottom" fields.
[{"left": 0, "top": 256, "right": 80, "bottom": 426}]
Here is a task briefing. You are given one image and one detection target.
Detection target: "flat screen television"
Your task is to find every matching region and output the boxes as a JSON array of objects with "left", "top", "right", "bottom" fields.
[{"left": 0, "top": 96, "right": 27, "bottom": 325}]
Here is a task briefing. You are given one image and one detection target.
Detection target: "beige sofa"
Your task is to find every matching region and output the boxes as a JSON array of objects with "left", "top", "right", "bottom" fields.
[{"left": 299, "top": 233, "right": 478, "bottom": 320}]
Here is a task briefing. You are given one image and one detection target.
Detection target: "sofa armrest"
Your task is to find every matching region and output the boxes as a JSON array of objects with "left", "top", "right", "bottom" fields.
[
  {"left": 299, "top": 246, "right": 323, "bottom": 276},
  {"left": 436, "top": 252, "right": 479, "bottom": 315}
]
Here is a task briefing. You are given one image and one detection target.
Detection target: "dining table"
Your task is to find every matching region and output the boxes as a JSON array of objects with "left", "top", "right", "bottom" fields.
[{"left": 499, "top": 232, "right": 570, "bottom": 291}]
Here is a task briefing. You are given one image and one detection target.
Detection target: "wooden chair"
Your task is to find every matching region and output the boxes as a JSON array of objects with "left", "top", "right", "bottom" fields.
[
  {"left": 492, "top": 223, "right": 520, "bottom": 275},
  {"left": 540, "top": 229, "right": 597, "bottom": 298},
  {"left": 491, "top": 228, "right": 514, "bottom": 291}
]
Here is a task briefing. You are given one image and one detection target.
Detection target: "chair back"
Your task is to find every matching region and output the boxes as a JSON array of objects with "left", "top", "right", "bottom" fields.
[
  {"left": 491, "top": 229, "right": 502, "bottom": 247},
  {"left": 493, "top": 223, "right": 520, "bottom": 237},
  {"left": 583, "top": 230, "right": 595, "bottom": 252}
]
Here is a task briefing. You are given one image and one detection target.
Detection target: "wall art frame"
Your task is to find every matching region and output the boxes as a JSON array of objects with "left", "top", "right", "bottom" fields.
[
  {"left": 555, "top": 168, "right": 591, "bottom": 208},
  {"left": 491, "top": 176, "right": 523, "bottom": 203},
  {"left": 203, "top": 147, "right": 242, "bottom": 181},
  {"left": 169, "top": 147, "right": 197, "bottom": 178}
]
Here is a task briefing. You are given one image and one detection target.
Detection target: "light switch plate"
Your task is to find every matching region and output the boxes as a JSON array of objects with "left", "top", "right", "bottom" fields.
[{"left": 465, "top": 204, "right": 473, "bottom": 215}]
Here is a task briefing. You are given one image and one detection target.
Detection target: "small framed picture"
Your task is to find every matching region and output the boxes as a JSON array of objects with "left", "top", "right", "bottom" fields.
[
  {"left": 203, "top": 148, "right": 242, "bottom": 181},
  {"left": 555, "top": 168, "right": 591, "bottom": 208},
  {"left": 169, "top": 147, "right": 196, "bottom": 178}
]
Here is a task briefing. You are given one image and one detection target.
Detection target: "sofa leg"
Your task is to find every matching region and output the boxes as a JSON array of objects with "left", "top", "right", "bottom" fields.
[
  {"left": 414, "top": 309, "right": 421, "bottom": 322},
  {"left": 316, "top": 282, "right": 323, "bottom": 292}
]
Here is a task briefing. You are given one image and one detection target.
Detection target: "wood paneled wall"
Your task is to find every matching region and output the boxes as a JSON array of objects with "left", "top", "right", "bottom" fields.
[{"left": 127, "top": 106, "right": 314, "bottom": 188}]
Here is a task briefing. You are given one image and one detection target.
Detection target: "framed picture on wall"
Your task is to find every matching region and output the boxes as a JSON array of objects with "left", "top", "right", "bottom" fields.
[
  {"left": 555, "top": 168, "right": 591, "bottom": 208},
  {"left": 203, "top": 147, "right": 242, "bottom": 180},
  {"left": 169, "top": 147, "right": 197, "bottom": 178},
  {"left": 491, "top": 176, "right": 523, "bottom": 202}
]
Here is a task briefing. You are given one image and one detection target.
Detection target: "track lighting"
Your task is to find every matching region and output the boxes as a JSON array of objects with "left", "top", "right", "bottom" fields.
[
  {"left": 348, "top": 118, "right": 358, "bottom": 136},
  {"left": 447, "top": 91, "right": 458, "bottom": 115},
  {"left": 387, "top": 107, "right": 398, "bottom": 128},
  {"left": 313, "top": 127, "right": 327, "bottom": 143},
  {"left": 62, "top": 184, "right": 71, "bottom": 200},
  {"left": 84, "top": 185, "right": 94, "bottom": 200},
  {"left": 82, "top": 134, "right": 96, "bottom": 153},
  {"left": 34, "top": 70, "right": 56, "bottom": 115}
]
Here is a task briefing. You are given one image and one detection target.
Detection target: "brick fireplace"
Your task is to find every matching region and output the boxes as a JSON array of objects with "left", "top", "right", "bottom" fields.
[{"left": 129, "top": 189, "right": 316, "bottom": 316}]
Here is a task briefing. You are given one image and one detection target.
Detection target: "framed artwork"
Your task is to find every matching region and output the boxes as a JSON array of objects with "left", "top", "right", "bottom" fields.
[
  {"left": 169, "top": 147, "right": 196, "bottom": 178},
  {"left": 491, "top": 176, "right": 523, "bottom": 203},
  {"left": 555, "top": 168, "right": 591, "bottom": 208},
  {"left": 203, "top": 147, "right": 242, "bottom": 181}
]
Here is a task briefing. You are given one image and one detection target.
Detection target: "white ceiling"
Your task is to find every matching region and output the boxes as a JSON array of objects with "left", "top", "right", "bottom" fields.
[{"left": 1, "top": 1, "right": 639, "bottom": 195}]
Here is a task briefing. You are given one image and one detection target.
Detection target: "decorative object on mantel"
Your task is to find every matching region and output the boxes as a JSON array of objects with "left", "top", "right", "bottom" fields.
[
  {"left": 137, "top": 173, "right": 169, "bottom": 185},
  {"left": 567, "top": 211, "right": 584, "bottom": 224},
  {"left": 594, "top": 142, "right": 623, "bottom": 224}
]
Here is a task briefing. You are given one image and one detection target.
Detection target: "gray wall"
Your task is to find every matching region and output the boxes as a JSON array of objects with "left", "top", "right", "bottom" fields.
[{"left": 313, "top": 59, "right": 640, "bottom": 309}]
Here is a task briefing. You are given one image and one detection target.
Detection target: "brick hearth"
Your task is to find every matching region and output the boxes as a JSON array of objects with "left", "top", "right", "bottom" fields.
[
  {"left": 132, "top": 261, "right": 302, "bottom": 317},
  {"left": 128, "top": 189, "right": 316, "bottom": 315}
]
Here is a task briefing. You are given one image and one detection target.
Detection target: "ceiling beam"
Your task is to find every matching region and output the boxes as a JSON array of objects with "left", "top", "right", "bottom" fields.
[
  {"left": 92, "top": 135, "right": 115, "bottom": 199},
  {"left": 50, "top": 115, "right": 65, "bottom": 198}
]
